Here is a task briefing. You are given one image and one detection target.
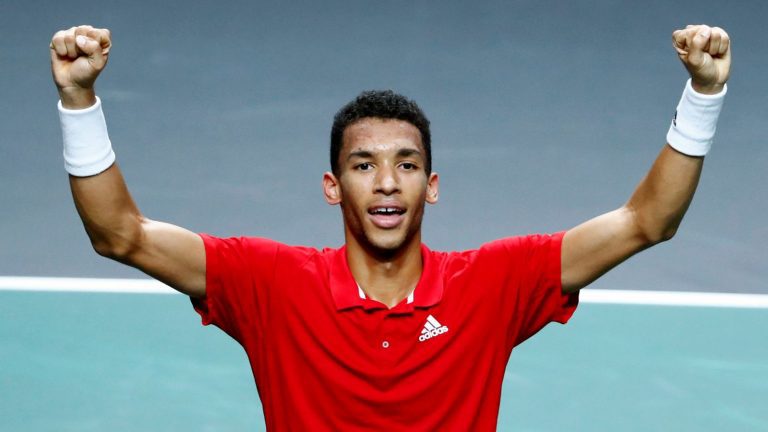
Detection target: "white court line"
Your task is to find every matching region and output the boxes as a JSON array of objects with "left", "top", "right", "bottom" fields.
[
  {"left": 0, "top": 276, "right": 176, "bottom": 294},
  {"left": 0, "top": 276, "right": 767, "bottom": 308},
  {"left": 581, "top": 289, "right": 768, "bottom": 309}
]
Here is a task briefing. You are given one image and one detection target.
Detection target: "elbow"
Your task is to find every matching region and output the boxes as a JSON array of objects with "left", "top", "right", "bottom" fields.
[
  {"left": 91, "top": 239, "right": 115, "bottom": 258},
  {"left": 639, "top": 218, "right": 681, "bottom": 246},
  {"left": 88, "top": 220, "right": 146, "bottom": 262},
  {"left": 91, "top": 237, "right": 140, "bottom": 261},
  {"left": 645, "top": 226, "right": 678, "bottom": 245},
  {"left": 626, "top": 206, "right": 679, "bottom": 247},
  {"left": 91, "top": 241, "right": 135, "bottom": 261}
]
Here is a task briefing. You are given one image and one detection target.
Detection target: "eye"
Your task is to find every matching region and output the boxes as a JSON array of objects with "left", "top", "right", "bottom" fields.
[
  {"left": 355, "top": 162, "right": 373, "bottom": 171},
  {"left": 400, "top": 162, "right": 417, "bottom": 170}
]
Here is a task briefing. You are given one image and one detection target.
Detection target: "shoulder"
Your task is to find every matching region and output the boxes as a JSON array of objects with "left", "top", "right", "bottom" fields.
[
  {"left": 480, "top": 232, "right": 565, "bottom": 254},
  {"left": 434, "top": 232, "right": 564, "bottom": 261},
  {"left": 428, "top": 232, "right": 564, "bottom": 277},
  {"left": 199, "top": 234, "right": 329, "bottom": 267}
]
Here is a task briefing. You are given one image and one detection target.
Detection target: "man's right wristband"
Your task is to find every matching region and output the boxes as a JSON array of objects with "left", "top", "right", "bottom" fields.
[{"left": 58, "top": 96, "right": 116, "bottom": 177}]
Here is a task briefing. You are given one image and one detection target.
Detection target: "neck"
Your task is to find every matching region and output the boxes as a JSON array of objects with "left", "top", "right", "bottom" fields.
[{"left": 345, "top": 236, "right": 423, "bottom": 308}]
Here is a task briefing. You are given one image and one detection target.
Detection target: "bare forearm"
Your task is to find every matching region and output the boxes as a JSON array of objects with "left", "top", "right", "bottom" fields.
[
  {"left": 69, "top": 164, "right": 146, "bottom": 258},
  {"left": 627, "top": 24, "right": 730, "bottom": 243},
  {"left": 625, "top": 145, "right": 703, "bottom": 244},
  {"left": 58, "top": 86, "right": 142, "bottom": 257}
]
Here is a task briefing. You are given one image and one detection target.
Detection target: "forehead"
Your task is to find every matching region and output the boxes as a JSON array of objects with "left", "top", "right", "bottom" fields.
[{"left": 341, "top": 118, "right": 424, "bottom": 156}]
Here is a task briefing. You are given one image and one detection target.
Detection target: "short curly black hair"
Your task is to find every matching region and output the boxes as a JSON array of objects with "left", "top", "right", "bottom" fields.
[{"left": 330, "top": 90, "right": 431, "bottom": 176}]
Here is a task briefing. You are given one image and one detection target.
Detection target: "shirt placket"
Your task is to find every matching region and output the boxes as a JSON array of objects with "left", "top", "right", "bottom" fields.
[{"left": 380, "top": 311, "right": 417, "bottom": 368}]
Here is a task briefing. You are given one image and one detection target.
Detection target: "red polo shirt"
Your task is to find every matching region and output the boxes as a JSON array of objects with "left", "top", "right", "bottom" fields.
[{"left": 192, "top": 232, "right": 578, "bottom": 431}]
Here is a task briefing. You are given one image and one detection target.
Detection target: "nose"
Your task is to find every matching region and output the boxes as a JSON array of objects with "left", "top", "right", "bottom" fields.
[{"left": 374, "top": 163, "right": 400, "bottom": 195}]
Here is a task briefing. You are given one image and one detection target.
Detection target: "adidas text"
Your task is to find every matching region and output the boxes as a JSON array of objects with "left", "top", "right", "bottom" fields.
[{"left": 419, "top": 326, "right": 449, "bottom": 342}]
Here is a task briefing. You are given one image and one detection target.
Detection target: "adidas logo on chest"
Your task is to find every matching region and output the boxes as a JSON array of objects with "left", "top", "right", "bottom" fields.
[{"left": 418, "top": 314, "right": 449, "bottom": 342}]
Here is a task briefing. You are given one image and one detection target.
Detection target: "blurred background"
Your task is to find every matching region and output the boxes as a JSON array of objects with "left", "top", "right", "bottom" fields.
[
  {"left": 1, "top": 0, "right": 766, "bottom": 293},
  {"left": 1, "top": 0, "right": 766, "bottom": 430}
]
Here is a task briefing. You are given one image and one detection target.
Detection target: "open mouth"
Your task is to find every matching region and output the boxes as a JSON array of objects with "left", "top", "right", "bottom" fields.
[
  {"left": 368, "top": 206, "right": 406, "bottom": 228},
  {"left": 368, "top": 207, "right": 405, "bottom": 216}
]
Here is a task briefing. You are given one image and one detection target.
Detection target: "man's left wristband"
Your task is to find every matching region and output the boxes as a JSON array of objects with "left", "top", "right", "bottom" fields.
[{"left": 58, "top": 96, "right": 116, "bottom": 177}]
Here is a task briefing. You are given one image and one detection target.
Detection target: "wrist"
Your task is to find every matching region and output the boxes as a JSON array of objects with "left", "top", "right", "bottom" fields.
[
  {"left": 691, "top": 80, "right": 725, "bottom": 95},
  {"left": 58, "top": 87, "right": 97, "bottom": 109}
]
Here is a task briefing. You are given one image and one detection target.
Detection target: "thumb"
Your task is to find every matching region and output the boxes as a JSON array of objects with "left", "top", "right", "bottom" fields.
[
  {"left": 76, "top": 35, "right": 107, "bottom": 68},
  {"left": 686, "top": 27, "right": 711, "bottom": 67}
]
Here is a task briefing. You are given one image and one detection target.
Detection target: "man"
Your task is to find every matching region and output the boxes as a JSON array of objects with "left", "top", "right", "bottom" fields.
[{"left": 50, "top": 23, "right": 730, "bottom": 430}]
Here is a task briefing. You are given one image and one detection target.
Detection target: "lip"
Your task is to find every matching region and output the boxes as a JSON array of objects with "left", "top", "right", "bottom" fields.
[{"left": 367, "top": 204, "right": 406, "bottom": 229}]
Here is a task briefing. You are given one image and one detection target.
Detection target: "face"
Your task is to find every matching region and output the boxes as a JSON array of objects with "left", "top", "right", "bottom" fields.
[{"left": 323, "top": 118, "right": 439, "bottom": 256}]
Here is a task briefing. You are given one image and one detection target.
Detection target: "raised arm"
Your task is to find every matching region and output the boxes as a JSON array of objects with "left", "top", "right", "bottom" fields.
[
  {"left": 561, "top": 25, "right": 731, "bottom": 293},
  {"left": 51, "top": 25, "right": 206, "bottom": 297}
]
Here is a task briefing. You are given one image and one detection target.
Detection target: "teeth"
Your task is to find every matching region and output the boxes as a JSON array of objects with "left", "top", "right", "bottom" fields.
[{"left": 372, "top": 208, "right": 401, "bottom": 215}]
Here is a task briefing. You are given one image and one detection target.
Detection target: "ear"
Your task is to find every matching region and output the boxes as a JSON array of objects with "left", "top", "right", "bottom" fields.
[
  {"left": 323, "top": 171, "right": 342, "bottom": 205},
  {"left": 425, "top": 172, "right": 439, "bottom": 204}
]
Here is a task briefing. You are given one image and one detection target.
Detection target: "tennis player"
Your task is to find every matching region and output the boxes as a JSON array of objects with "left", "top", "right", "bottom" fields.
[{"left": 50, "top": 24, "right": 730, "bottom": 430}]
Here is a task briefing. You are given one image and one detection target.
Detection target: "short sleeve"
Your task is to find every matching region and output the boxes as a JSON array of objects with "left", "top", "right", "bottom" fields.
[
  {"left": 478, "top": 232, "right": 578, "bottom": 351},
  {"left": 191, "top": 234, "right": 280, "bottom": 343}
]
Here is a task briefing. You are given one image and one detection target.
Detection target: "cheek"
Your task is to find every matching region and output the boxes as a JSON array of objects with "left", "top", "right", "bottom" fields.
[
  {"left": 339, "top": 187, "right": 366, "bottom": 212},
  {"left": 339, "top": 177, "right": 370, "bottom": 202}
]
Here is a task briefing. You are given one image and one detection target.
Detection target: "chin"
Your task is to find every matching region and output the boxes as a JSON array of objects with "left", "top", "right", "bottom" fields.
[
  {"left": 363, "top": 230, "right": 418, "bottom": 256},
  {"left": 367, "top": 237, "right": 406, "bottom": 254}
]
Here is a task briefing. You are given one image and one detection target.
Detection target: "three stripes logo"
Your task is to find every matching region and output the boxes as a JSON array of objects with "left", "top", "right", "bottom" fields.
[{"left": 419, "top": 314, "right": 449, "bottom": 342}]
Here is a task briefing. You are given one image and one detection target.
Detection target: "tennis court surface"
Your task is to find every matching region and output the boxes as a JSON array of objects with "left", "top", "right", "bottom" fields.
[{"left": 2, "top": 277, "right": 766, "bottom": 431}]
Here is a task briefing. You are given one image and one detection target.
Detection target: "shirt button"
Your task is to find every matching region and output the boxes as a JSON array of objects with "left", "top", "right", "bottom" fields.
[{"left": 382, "top": 341, "right": 390, "bottom": 348}]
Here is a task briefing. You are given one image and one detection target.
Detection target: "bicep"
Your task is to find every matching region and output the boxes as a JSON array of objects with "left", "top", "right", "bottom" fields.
[
  {"left": 123, "top": 219, "right": 206, "bottom": 298},
  {"left": 561, "top": 207, "right": 649, "bottom": 293}
]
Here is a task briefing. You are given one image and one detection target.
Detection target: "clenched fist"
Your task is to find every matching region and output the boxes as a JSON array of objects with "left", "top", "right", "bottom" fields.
[
  {"left": 50, "top": 25, "right": 112, "bottom": 108},
  {"left": 673, "top": 25, "right": 731, "bottom": 94}
]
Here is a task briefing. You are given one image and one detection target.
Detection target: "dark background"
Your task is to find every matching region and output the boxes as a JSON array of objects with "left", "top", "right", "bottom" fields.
[{"left": 2, "top": 0, "right": 766, "bottom": 294}]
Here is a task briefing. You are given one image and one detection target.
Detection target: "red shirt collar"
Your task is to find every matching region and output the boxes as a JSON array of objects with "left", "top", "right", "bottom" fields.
[{"left": 329, "top": 244, "right": 444, "bottom": 312}]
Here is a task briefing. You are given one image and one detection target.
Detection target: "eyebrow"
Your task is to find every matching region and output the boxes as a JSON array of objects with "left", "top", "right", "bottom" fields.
[
  {"left": 346, "top": 148, "right": 423, "bottom": 161},
  {"left": 347, "top": 150, "right": 374, "bottom": 161},
  {"left": 396, "top": 148, "right": 422, "bottom": 159}
]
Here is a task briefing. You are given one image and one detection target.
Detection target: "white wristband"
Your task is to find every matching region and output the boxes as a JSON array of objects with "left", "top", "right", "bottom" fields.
[
  {"left": 666, "top": 79, "right": 727, "bottom": 156},
  {"left": 58, "top": 96, "right": 116, "bottom": 176}
]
